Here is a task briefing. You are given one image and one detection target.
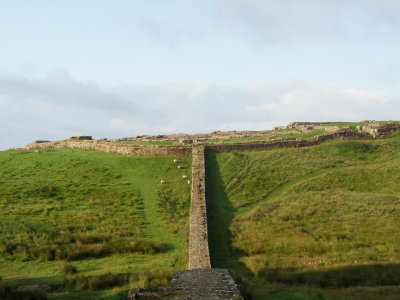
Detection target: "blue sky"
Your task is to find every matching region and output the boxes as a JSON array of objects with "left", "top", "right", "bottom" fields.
[{"left": 1, "top": 0, "right": 400, "bottom": 149}]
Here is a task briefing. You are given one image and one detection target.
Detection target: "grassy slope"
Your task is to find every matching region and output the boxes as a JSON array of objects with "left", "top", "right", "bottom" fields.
[
  {"left": 0, "top": 149, "right": 191, "bottom": 299},
  {"left": 206, "top": 133, "right": 400, "bottom": 299}
]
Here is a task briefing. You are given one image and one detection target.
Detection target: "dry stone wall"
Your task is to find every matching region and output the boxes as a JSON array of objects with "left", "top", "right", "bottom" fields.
[
  {"left": 358, "top": 122, "right": 400, "bottom": 138},
  {"left": 25, "top": 140, "right": 189, "bottom": 157},
  {"left": 188, "top": 146, "right": 211, "bottom": 270},
  {"left": 205, "top": 130, "right": 367, "bottom": 152}
]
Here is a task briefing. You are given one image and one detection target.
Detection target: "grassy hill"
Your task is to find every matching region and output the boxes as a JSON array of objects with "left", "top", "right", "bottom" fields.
[
  {"left": 0, "top": 149, "right": 191, "bottom": 299},
  {"left": 206, "top": 132, "right": 400, "bottom": 299}
]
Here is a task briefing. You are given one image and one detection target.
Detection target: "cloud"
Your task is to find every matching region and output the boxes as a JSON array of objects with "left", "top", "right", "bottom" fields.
[
  {"left": 0, "top": 71, "right": 399, "bottom": 150},
  {"left": 216, "top": 0, "right": 400, "bottom": 42}
]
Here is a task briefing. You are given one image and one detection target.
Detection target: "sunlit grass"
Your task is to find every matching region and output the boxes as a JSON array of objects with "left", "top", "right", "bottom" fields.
[
  {"left": 206, "top": 134, "right": 400, "bottom": 299},
  {"left": 0, "top": 149, "right": 191, "bottom": 299}
]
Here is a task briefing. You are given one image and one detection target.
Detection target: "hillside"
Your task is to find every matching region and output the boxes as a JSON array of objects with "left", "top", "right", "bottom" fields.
[
  {"left": 206, "top": 131, "right": 400, "bottom": 299},
  {"left": 1, "top": 121, "right": 400, "bottom": 299},
  {"left": 0, "top": 149, "right": 191, "bottom": 299}
]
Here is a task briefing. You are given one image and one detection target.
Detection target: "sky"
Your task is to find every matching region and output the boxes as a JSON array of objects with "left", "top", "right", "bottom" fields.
[{"left": 1, "top": 0, "right": 400, "bottom": 149}]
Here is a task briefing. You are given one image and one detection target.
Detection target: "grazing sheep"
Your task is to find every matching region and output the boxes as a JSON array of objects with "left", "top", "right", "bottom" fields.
[
  {"left": 160, "top": 180, "right": 165, "bottom": 184},
  {"left": 182, "top": 175, "right": 188, "bottom": 179},
  {"left": 177, "top": 165, "right": 181, "bottom": 169},
  {"left": 173, "top": 159, "right": 179, "bottom": 163},
  {"left": 187, "top": 180, "right": 191, "bottom": 184}
]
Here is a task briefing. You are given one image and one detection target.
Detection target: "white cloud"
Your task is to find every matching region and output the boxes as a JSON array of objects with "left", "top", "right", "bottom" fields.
[
  {"left": 216, "top": 0, "right": 400, "bottom": 42},
  {"left": 0, "top": 71, "right": 399, "bottom": 150}
]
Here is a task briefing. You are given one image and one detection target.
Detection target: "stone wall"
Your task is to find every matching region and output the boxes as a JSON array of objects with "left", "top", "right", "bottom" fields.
[
  {"left": 169, "top": 269, "right": 243, "bottom": 299},
  {"left": 188, "top": 146, "right": 211, "bottom": 270},
  {"left": 24, "top": 140, "right": 189, "bottom": 157},
  {"left": 205, "top": 130, "right": 368, "bottom": 152},
  {"left": 358, "top": 122, "right": 400, "bottom": 138}
]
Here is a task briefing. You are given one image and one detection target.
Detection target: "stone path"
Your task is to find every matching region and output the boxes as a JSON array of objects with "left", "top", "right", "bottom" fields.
[{"left": 170, "top": 269, "right": 243, "bottom": 300}]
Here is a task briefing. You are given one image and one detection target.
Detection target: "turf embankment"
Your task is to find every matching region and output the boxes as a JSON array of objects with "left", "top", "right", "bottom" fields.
[
  {"left": 206, "top": 133, "right": 400, "bottom": 299},
  {"left": 0, "top": 149, "right": 191, "bottom": 299}
]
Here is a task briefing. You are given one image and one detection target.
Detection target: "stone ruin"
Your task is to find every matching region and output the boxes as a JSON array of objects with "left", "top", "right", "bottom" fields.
[
  {"left": 357, "top": 122, "right": 400, "bottom": 138},
  {"left": 69, "top": 135, "right": 93, "bottom": 140}
]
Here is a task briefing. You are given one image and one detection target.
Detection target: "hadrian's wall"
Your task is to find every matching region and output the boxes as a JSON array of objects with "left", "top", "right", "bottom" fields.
[
  {"left": 25, "top": 140, "right": 189, "bottom": 157},
  {"left": 188, "top": 146, "right": 211, "bottom": 270},
  {"left": 205, "top": 130, "right": 368, "bottom": 152}
]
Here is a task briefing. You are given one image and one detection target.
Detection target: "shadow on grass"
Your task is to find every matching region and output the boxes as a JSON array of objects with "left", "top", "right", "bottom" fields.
[
  {"left": 205, "top": 151, "right": 252, "bottom": 277},
  {"left": 158, "top": 243, "right": 174, "bottom": 253},
  {"left": 258, "top": 263, "right": 400, "bottom": 288}
]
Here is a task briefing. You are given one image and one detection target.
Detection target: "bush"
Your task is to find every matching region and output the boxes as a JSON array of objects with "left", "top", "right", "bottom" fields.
[{"left": 61, "top": 264, "right": 77, "bottom": 274}]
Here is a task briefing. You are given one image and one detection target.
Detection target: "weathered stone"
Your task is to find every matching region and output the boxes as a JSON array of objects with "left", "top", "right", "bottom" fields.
[
  {"left": 358, "top": 122, "right": 400, "bottom": 138},
  {"left": 127, "top": 287, "right": 162, "bottom": 299},
  {"left": 169, "top": 269, "right": 243, "bottom": 300},
  {"left": 189, "top": 146, "right": 211, "bottom": 270},
  {"left": 25, "top": 140, "right": 189, "bottom": 157},
  {"left": 69, "top": 136, "right": 93, "bottom": 140},
  {"left": 34, "top": 140, "right": 51, "bottom": 143}
]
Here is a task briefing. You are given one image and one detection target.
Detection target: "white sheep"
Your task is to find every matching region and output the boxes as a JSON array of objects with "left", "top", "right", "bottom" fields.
[
  {"left": 187, "top": 180, "right": 191, "bottom": 184},
  {"left": 173, "top": 159, "right": 179, "bottom": 163},
  {"left": 177, "top": 165, "right": 181, "bottom": 169},
  {"left": 160, "top": 180, "right": 165, "bottom": 184},
  {"left": 182, "top": 175, "right": 188, "bottom": 179}
]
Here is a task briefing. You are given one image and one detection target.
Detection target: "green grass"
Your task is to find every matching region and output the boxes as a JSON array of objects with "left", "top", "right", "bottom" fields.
[
  {"left": 0, "top": 149, "right": 191, "bottom": 299},
  {"left": 206, "top": 134, "right": 400, "bottom": 299},
  {"left": 276, "top": 129, "right": 325, "bottom": 139}
]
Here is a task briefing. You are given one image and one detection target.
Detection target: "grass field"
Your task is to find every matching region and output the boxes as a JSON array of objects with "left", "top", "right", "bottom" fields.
[
  {"left": 206, "top": 132, "right": 400, "bottom": 299},
  {"left": 0, "top": 149, "right": 191, "bottom": 299}
]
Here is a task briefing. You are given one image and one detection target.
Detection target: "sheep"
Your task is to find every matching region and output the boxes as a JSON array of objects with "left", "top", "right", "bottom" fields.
[
  {"left": 187, "top": 180, "right": 191, "bottom": 184},
  {"left": 177, "top": 165, "right": 181, "bottom": 169},
  {"left": 160, "top": 180, "right": 165, "bottom": 184},
  {"left": 182, "top": 175, "right": 188, "bottom": 179},
  {"left": 173, "top": 159, "right": 179, "bottom": 163}
]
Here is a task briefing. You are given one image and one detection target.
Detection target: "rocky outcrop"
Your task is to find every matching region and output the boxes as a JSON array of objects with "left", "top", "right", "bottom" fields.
[
  {"left": 24, "top": 140, "right": 189, "bottom": 157},
  {"left": 188, "top": 146, "right": 211, "bottom": 270}
]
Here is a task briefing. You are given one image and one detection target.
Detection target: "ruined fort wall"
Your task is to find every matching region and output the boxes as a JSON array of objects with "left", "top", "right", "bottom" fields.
[
  {"left": 188, "top": 146, "right": 211, "bottom": 270},
  {"left": 358, "top": 123, "right": 400, "bottom": 138},
  {"left": 205, "top": 130, "right": 367, "bottom": 152},
  {"left": 24, "top": 140, "right": 189, "bottom": 157}
]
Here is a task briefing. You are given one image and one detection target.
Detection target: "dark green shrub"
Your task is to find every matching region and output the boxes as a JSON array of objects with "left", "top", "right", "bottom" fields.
[{"left": 61, "top": 264, "right": 77, "bottom": 274}]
